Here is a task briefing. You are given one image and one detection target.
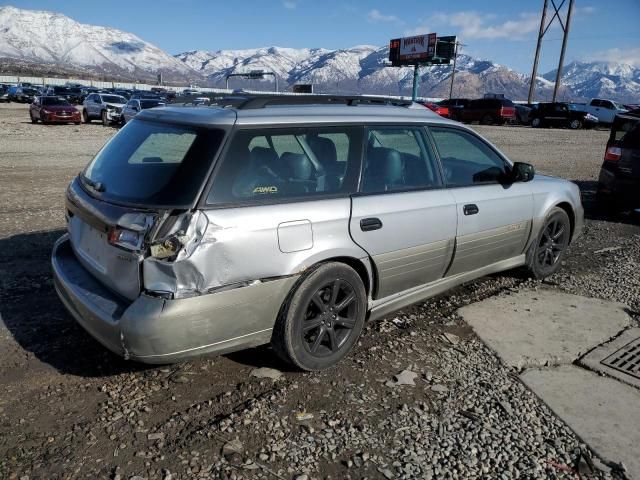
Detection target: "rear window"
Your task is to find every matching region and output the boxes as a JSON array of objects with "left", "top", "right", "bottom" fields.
[
  {"left": 82, "top": 121, "right": 224, "bottom": 206},
  {"left": 140, "top": 99, "right": 162, "bottom": 109},
  {"left": 611, "top": 116, "right": 640, "bottom": 148}
]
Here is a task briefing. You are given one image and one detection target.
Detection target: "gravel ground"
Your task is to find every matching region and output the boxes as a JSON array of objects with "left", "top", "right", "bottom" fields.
[{"left": 0, "top": 103, "right": 638, "bottom": 480}]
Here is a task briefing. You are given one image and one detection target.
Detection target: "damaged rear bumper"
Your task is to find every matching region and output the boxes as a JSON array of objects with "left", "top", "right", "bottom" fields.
[{"left": 52, "top": 235, "right": 298, "bottom": 363}]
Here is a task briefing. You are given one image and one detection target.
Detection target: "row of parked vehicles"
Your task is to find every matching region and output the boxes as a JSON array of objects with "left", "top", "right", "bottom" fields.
[
  {"left": 423, "top": 95, "right": 632, "bottom": 129},
  {"left": 1, "top": 82, "right": 176, "bottom": 105}
]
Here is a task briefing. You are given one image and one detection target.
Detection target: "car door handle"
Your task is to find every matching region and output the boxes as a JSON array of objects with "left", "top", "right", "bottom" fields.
[
  {"left": 463, "top": 204, "right": 479, "bottom": 216},
  {"left": 360, "top": 218, "right": 383, "bottom": 231}
]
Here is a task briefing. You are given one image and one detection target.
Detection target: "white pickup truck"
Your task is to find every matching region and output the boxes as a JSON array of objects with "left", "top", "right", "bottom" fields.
[{"left": 577, "top": 98, "right": 628, "bottom": 124}]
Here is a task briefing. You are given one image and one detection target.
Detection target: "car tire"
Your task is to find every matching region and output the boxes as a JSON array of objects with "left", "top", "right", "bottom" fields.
[
  {"left": 82, "top": 110, "right": 90, "bottom": 123},
  {"left": 74, "top": 122, "right": 81, "bottom": 125},
  {"left": 524, "top": 207, "right": 571, "bottom": 279},
  {"left": 101, "top": 110, "right": 109, "bottom": 126},
  {"left": 30, "top": 113, "right": 37, "bottom": 124},
  {"left": 569, "top": 119, "right": 583, "bottom": 130},
  {"left": 531, "top": 117, "right": 542, "bottom": 128},
  {"left": 480, "top": 114, "right": 494, "bottom": 125},
  {"left": 271, "top": 262, "right": 367, "bottom": 371}
]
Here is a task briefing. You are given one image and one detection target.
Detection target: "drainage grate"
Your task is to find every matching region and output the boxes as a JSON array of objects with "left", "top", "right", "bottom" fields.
[{"left": 600, "top": 337, "right": 640, "bottom": 380}]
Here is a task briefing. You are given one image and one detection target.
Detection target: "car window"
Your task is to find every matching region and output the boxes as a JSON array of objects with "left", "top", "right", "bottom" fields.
[
  {"left": 430, "top": 127, "right": 508, "bottom": 186},
  {"left": 207, "top": 127, "right": 362, "bottom": 205},
  {"left": 361, "top": 127, "right": 441, "bottom": 193},
  {"left": 600, "top": 101, "right": 614, "bottom": 110},
  {"left": 591, "top": 99, "right": 603, "bottom": 107}
]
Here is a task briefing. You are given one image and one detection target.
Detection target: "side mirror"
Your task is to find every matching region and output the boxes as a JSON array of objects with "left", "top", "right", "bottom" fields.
[{"left": 511, "top": 162, "right": 535, "bottom": 182}]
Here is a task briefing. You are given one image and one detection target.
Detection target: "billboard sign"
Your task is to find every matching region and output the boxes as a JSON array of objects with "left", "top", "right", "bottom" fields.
[{"left": 389, "top": 33, "right": 456, "bottom": 66}]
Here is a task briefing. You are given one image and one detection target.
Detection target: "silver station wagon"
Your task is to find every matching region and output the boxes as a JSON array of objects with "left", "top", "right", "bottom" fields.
[{"left": 52, "top": 96, "right": 584, "bottom": 371}]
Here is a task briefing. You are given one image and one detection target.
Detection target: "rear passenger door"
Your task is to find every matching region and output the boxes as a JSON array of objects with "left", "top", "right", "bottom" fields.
[
  {"left": 429, "top": 126, "right": 533, "bottom": 276},
  {"left": 350, "top": 126, "right": 457, "bottom": 299}
]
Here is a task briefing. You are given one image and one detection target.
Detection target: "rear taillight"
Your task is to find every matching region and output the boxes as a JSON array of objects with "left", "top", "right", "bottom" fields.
[
  {"left": 108, "top": 227, "right": 142, "bottom": 250},
  {"left": 500, "top": 107, "right": 515, "bottom": 117},
  {"left": 604, "top": 146, "right": 622, "bottom": 162},
  {"left": 438, "top": 107, "right": 450, "bottom": 117}
]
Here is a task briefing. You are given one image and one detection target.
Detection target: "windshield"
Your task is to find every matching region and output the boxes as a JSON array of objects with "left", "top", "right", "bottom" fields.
[
  {"left": 42, "top": 97, "right": 70, "bottom": 106},
  {"left": 140, "top": 100, "right": 162, "bottom": 109},
  {"left": 612, "top": 101, "right": 626, "bottom": 110},
  {"left": 101, "top": 95, "right": 126, "bottom": 104},
  {"left": 82, "top": 121, "right": 224, "bottom": 206}
]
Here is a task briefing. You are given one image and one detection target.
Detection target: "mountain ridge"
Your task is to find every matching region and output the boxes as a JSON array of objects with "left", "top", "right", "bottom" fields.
[{"left": 0, "top": 5, "right": 638, "bottom": 101}]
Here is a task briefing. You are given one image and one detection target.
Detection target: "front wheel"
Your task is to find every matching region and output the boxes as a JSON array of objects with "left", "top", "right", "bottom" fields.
[
  {"left": 480, "top": 114, "right": 494, "bottom": 125},
  {"left": 82, "top": 109, "right": 90, "bottom": 123},
  {"left": 30, "top": 112, "right": 37, "bottom": 123},
  {"left": 101, "top": 110, "right": 109, "bottom": 126},
  {"left": 531, "top": 117, "right": 542, "bottom": 128},
  {"left": 272, "top": 262, "right": 367, "bottom": 371},
  {"left": 569, "top": 119, "right": 582, "bottom": 130},
  {"left": 524, "top": 207, "right": 571, "bottom": 279}
]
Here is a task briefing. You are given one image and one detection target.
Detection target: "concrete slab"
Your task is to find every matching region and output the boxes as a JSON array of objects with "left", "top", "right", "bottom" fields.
[
  {"left": 458, "top": 288, "right": 631, "bottom": 369},
  {"left": 580, "top": 327, "right": 640, "bottom": 389},
  {"left": 521, "top": 365, "right": 640, "bottom": 479}
]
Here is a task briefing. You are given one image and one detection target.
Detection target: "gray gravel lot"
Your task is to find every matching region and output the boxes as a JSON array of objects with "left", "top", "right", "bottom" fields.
[{"left": 0, "top": 103, "right": 638, "bottom": 480}]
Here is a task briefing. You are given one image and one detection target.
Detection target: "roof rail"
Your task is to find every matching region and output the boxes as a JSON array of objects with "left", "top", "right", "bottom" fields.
[{"left": 220, "top": 94, "right": 413, "bottom": 110}]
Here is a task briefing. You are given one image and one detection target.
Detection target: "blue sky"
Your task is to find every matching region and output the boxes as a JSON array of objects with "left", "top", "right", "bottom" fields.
[{"left": 4, "top": 0, "right": 640, "bottom": 72}]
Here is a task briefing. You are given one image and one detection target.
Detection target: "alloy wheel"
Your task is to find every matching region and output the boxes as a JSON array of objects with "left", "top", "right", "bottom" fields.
[
  {"left": 536, "top": 219, "right": 567, "bottom": 268},
  {"left": 301, "top": 279, "right": 358, "bottom": 357}
]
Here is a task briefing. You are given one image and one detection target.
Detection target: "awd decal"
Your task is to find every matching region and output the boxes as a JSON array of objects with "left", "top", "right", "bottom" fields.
[{"left": 253, "top": 186, "right": 278, "bottom": 194}]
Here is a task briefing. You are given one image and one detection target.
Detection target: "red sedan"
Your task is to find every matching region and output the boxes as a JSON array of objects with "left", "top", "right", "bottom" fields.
[
  {"left": 30, "top": 96, "right": 81, "bottom": 124},
  {"left": 422, "top": 102, "right": 450, "bottom": 118}
]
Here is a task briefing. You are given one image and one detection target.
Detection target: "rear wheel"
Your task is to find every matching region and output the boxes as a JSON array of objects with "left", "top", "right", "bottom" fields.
[
  {"left": 272, "top": 262, "right": 366, "bottom": 371},
  {"left": 525, "top": 207, "right": 571, "bottom": 279},
  {"left": 531, "top": 117, "right": 542, "bottom": 128},
  {"left": 569, "top": 119, "right": 582, "bottom": 130},
  {"left": 480, "top": 114, "right": 494, "bottom": 125}
]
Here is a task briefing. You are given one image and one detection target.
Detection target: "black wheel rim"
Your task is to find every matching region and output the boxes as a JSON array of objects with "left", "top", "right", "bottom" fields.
[
  {"left": 536, "top": 219, "right": 567, "bottom": 268},
  {"left": 301, "top": 279, "right": 358, "bottom": 358}
]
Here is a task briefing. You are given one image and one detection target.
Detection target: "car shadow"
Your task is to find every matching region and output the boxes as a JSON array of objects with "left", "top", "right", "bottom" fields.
[
  {"left": 573, "top": 179, "right": 639, "bottom": 225},
  {"left": 0, "top": 229, "right": 151, "bottom": 378}
]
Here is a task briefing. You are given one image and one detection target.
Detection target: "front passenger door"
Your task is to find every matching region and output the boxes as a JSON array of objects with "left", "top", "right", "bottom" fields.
[{"left": 429, "top": 127, "right": 533, "bottom": 276}]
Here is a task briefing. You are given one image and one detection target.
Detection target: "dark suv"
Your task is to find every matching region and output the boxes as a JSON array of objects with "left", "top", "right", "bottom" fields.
[
  {"left": 437, "top": 98, "right": 470, "bottom": 121},
  {"left": 459, "top": 98, "right": 516, "bottom": 125},
  {"left": 530, "top": 102, "right": 598, "bottom": 129},
  {"left": 597, "top": 110, "right": 640, "bottom": 211}
]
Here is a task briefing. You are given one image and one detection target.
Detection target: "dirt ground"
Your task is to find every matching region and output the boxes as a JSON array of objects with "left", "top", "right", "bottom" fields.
[{"left": 0, "top": 102, "right": 638, "bottom": 480}]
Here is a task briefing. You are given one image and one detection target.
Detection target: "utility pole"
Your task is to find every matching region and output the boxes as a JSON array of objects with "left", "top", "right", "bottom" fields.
[
  {"left": 552, "top": 0, "right": 574, "bottom": 102},
  {"left": 411, "top": 65, "right": 420, "bottom": 102},
  {"left": 448, "top": 41, "right": 460, "bottom": 99},
  {"left": 528, "top": 0, "right": 548, "bottom": 103},
  {"left": 527, "top": 0, "right": 574, "bottom": 103}
]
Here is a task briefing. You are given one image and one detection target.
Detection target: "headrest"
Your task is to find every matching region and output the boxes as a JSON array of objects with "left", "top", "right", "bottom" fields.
[
  {"left": 307, "top": 135, "right": 337, "bottom": 165},
  {"left": 281, "top": 152, "right": 313, "bottom": 180},
  {"left": 250, "top": 146, "right": 278, "bottom": 167},
  {"left": 368, "top": 147, "right": 403, "bottom": 183}
]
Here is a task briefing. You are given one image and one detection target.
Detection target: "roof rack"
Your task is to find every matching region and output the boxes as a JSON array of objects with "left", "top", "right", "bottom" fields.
[{"left": 213, "top": 94, "right": 413, "bottom": 110}]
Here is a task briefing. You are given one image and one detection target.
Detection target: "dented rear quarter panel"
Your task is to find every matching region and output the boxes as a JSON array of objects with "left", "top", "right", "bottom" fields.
[{"left": 143, "top": 198, "right": 372, "bottom": 297}]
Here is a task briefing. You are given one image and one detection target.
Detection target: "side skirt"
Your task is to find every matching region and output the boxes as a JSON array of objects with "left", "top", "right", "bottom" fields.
[{"left": 368, "top": 254, "right": 526, "bottom": 322}]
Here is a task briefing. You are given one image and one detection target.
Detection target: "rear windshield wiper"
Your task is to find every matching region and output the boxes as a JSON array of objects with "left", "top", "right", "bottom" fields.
[{"left": 81, "top": 174, "right": 106, "bottom": 193}]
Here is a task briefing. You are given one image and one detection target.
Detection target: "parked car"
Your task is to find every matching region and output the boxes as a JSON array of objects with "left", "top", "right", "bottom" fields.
[
  {"left": 422, "top": 102, "right": 450, "bottom": 118},
  {"left": 82, "top": 93, "right": 127, "bottom": 125},
  {"left": 51, "top": 96, "right": 583, "bottom": 371},
  {"left": 8, "top": 86, "right": 39, "bottom": 103},
  {"left": 437, "top": 98, "right": 470, "bottom": 121},
  {"left": 182, "top": 88, "right": 202, "bottom": 96},
  {"left": 121, "top": 98, "right": 165, "bottom": 124},
  {"left": 130, "top": 90, "right": 162, "bottom": 100},
  {"left": 513, "top": 104, "right": 531, "bottom": 125},
  {"left": 192, "top": 97, "right": 211, "bottom": 106},
  {"left": 29, "top": 96, "right": 81, "bottom": 124},
  {"left": 577, "top": 98, "right": 627, "bottom": 124},
  {"left": 458, "top": 98, "right": 516, "bottom": 125},
  {"left": 597, "top": 110, "right": 640, "bottom": 211},
  {"left": 44, "top": 86, "right": 83, "bottom": 104},
  {"left": 0, "top": 85, "right": 9, "bottom": 103},
  {"left": 529, "top": 102, "right": 599, "bottom": 129}
]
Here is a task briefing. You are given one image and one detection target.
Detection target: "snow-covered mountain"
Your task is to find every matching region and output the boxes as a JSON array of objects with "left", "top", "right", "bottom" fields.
[
  {"left": 0, "top": 5, "right": 199, "bottom": 82},
  {"left": 1, "top": 5, "right": 637, "bottom": 102},
  {"left": 543, "top": 61, "right": 640, "bottom": 102}
]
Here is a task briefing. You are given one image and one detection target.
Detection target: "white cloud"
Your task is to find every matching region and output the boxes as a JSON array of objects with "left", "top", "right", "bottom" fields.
[
  {"left": 587, "top": 47, "right": 640, "bottom": 67},
  {"left": 282, "top": 1, "right": 296, "bottom": 9},
  {"left": 367, "top": 9, "right": 401, "bottom": 24},
  {"left": 405, "top": 11, "right": 541, "bottom": 41}
]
